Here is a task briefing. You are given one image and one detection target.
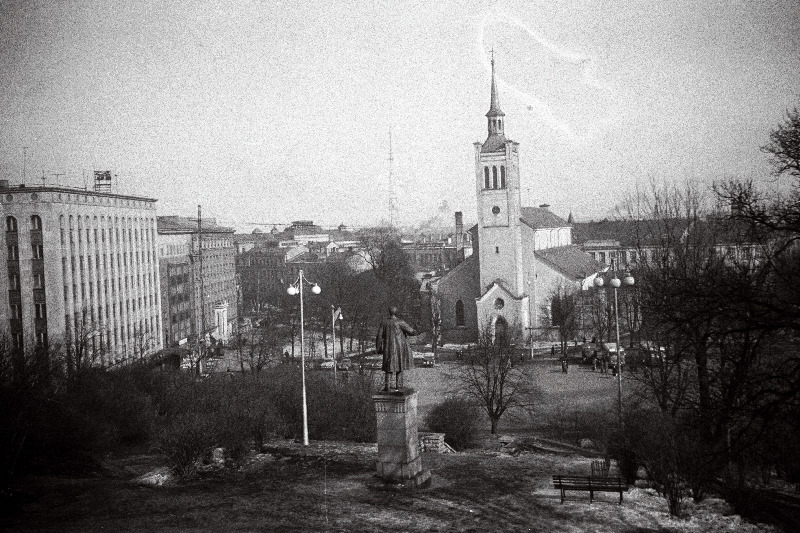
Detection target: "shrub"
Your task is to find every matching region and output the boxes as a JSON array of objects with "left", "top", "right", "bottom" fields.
[
  {"left": 306, "top": 372, "right": 376, "bottom": 442},
  {"left": 424, "top": 397, "right": 479, "bottom": 451},
  {"left": 156, "top": 413, "right": 217, "bottom": 477},
  {"left": 266, "top": 367, "right": 376, "bottom": 443},
  {"left": 621, "top": 408, "right": 724, "bottom": 516},
  {"left": 15, "top": 368, "right": 157, "bottom": 476}
]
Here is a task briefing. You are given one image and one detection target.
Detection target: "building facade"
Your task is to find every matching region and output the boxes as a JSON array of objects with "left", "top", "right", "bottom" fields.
[
  {"left": 157, "top": 216, "right": 237, "bottom": 348},
  {"left": 0, "top": 182, "right": 162, "bottom": 363},
  {"left": 237, "top": 242, "right": 290, "bottom": 313}
]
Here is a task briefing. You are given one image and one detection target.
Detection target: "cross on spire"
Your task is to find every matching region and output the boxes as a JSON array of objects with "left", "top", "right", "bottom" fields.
[{"left": 486, "top": 49, "right": 504, "bottom": 119}]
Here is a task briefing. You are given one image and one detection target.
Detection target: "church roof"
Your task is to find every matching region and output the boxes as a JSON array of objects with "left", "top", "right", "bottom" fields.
[
  {"left": 481, "top": 134, "right": 508, "bottom": 153},
  {"left": 520, "top": 207, "right": 570, "bottom": 229},
  {"left": 535, "top": 245, "right": 601, "bottom": 280}
]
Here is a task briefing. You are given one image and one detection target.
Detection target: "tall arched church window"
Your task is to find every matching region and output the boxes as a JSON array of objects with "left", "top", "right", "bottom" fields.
[
  {"left": 484, "top": 167, "right": 490, "bottom": 189},
  {"left": 500, "top": 166, "right": 506, "bottom": 188},
  {"left": 6, "top": 216, "right": 17, "bottom": 232},
  {"left": 498, "top": 119, "right": 502, "bottom": 130},
  {"left": 455, "top": 300, "right": 465, "bottom": 327},
  {"left": 492, "top": 166, "right": 498, "bottom": 188}
]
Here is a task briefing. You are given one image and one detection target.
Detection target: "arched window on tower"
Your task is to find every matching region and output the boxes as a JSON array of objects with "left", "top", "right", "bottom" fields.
[
  {"left": 492, "top": 166, "right": 498, "bottom": 188},
  {"left": 455, "top": 300, "right": 465, "bottom": 327},
  {"left": 484, "top": 167, "right": 490, "bottom": 189},
  {"left": 31, "top": 215, "right": 42, "bottom": 230},
  {"left": 498, "top": 119, "right": 502, "bottom": 131},
  {"left": 500, "top": 166, "right": 506, "bottom": 188},
  {"left": 6, "top": 216, "right": 17, "bottom": 232}
]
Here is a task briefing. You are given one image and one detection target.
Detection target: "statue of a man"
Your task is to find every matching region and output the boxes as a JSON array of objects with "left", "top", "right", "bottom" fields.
[{"left": 375, "top": 306, "right": 417, "bottom": 391}]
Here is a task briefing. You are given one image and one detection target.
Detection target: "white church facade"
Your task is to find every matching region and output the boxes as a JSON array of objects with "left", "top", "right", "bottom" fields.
[{"left": 435, "top": 57, "right": 601, "bottom": 343}]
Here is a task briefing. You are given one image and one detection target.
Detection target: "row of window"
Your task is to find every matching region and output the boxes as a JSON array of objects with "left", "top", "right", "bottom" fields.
[
  {"left": 6, "top": 215, "right": 41, "bottom": 232},
  {"left": 483, "top": 165, "right": 507, "bottom": 189},
  {"left": 7, "top": 244, "right": 43, "bottom": 260},
  {"left": 6, "top": 215, "right": 47, "bottom": 351},
  {"left": 6, "top": 272, "right": 45, "bottom": 290}
]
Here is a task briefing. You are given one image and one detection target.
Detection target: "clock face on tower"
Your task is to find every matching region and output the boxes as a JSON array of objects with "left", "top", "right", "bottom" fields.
[{"left": 492, "top": 206, "right": 500, "bottom": 215}]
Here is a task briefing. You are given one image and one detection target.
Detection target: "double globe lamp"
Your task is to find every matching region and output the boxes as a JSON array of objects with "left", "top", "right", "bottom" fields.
[
  {"left": 594, "top": 263, "right": 634, "bottom": 422},
  {"left": 287, "top": 270, "right": 321, "bottom": 446}
]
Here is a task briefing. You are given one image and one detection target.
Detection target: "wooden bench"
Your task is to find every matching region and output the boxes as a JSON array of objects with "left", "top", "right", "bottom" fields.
[{"left": 552, "top": 475, "right": 628, "bottom": 504}]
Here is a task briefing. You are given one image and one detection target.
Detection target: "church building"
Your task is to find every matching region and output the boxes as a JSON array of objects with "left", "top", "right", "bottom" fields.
[{"left": 434, "top": 57, "right": 600, "bottom": 343}]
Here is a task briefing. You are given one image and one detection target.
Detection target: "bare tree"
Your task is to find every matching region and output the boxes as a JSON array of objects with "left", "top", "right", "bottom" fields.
[
  {"left": 130, "top": 321, "right": 154, "bottom": 361},
  {"left": 454, "top": 326, "right": 537, "bottom": 434},
  {"left": 620, "top": 179, "right": 800, "bottom": 496},
  {"left": 238, "top": 320, "right": 284, "bottom": 374},
  {"left": 541, "top": 287, "right": 577, "bottom": 354},
  {"left": 64, "top": 311, "right": 103, "bottom": 375}
]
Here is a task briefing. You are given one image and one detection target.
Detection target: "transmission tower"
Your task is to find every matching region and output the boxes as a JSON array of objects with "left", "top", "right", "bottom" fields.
[{"left": 388, "top": 129, "right": 399, "bottom": 227}]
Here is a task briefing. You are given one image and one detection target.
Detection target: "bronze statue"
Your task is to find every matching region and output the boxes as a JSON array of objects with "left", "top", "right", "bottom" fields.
[{"left": 375, "top": 306, "right": 417, "bottom": 391}]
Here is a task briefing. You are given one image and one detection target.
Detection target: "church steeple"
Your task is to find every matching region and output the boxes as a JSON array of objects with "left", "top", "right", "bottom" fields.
[
  {"left": 481, "top": 52, "right": 506, "bottom": 152},
  {"left": 487, "top": 53, "right": 504, "bottom": 117}
]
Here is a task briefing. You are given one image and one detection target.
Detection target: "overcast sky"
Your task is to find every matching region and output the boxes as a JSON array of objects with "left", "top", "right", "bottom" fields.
[{"left": 1, "top": 0, "right": 798, "bottom": 230}]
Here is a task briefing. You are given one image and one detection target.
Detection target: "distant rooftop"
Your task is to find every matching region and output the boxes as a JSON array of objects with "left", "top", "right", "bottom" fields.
[
  {"left": 0, "top": 181, "right": 157, "bottom": 203},
  {"left": 157, "top": 215, "right": 234, "bottom": 234}
]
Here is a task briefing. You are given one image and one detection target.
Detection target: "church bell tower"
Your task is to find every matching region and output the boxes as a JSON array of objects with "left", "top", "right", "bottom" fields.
[{"left": 474, "top": 55, "right": 524, "bottom": 299}]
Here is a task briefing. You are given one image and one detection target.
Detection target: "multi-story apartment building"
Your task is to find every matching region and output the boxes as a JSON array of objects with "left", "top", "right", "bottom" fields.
[
  {"left": 157, "top": 215, "right": 237, "bottom": 348},
  {"left": 0, "top": 182, "right": 162, "bottom": 363},
  {"left": 237, "top": 242, "right": 290, "bottom": 313}
]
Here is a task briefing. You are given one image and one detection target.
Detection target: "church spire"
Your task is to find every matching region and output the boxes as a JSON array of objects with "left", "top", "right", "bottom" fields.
[
  {"left": 487, "top": 51, "right": 504, "bottom": 118},
  {"left": 486, "top": 51, "right": 505, "bottom": 138}
]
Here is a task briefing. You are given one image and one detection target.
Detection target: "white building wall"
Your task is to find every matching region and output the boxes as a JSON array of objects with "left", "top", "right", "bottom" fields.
[{"left": 0, "top": 188, "right": 162, "bottom": 363}]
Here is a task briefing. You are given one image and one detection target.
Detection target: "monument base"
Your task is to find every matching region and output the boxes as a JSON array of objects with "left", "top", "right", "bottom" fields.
[{"left": 372, "top": 388, "right": 430, "bottom": 488}]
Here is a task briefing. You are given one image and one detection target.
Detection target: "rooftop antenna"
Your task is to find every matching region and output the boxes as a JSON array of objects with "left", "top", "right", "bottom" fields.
[{"left": 388, "top": 129, "right": 399, "bottom": 227}]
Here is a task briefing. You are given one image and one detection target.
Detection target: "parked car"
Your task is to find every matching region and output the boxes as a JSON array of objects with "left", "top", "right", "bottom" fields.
[
  {"left": 363, "top": 355, "right": 383, "bottom": 370},
  {"left": 314, "top": 358, "right": 335, "bottom": 370},
  {"left": 413, "top": 354, "right": 435, "bottom": 367}
]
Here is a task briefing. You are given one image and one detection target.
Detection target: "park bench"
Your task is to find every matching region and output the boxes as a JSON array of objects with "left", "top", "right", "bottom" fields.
[{"left": 552, "top": 475, "right": 628, "bottom": 504}]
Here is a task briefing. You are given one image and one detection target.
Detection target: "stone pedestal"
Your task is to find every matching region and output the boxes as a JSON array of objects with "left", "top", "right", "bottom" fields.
[{"left": 372, "top": 388, "right": 431, "bottom": 487}]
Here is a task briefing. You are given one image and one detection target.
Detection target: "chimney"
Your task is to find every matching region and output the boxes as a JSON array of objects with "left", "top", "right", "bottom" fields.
[{"left": 455, "top": 211, "right": 464, "bottom": 264}]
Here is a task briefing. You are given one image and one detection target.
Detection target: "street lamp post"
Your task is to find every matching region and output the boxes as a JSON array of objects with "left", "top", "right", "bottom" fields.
[
  {"left": 593, "top": 259, "right": 634, "bottom": 423},
  {"left": 331, "top": 305, "right": 343, "bottom": 379},
  {"left": 287, "top": 269, "right": 321, "bottom": 446}
]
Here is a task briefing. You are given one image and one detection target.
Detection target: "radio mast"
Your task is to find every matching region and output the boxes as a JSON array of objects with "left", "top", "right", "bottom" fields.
[{"left": 388, "top": 129, "right": 399, "bottom": 227}]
